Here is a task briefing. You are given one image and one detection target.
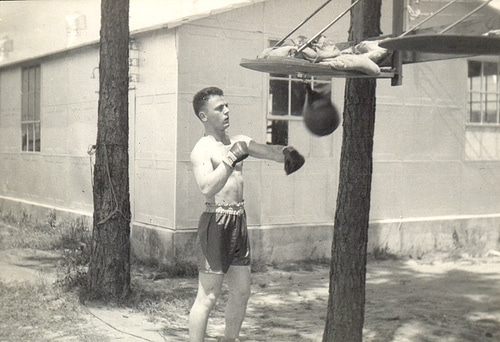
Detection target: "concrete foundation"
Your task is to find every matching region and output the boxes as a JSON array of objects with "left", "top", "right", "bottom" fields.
[{"left": 1, "top": 196, "right": 499, "bottom": 267}]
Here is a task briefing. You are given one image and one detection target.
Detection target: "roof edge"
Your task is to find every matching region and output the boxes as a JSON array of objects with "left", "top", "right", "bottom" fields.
[{"left": 0, "top": 0, "right": 266, "bottom": 70}]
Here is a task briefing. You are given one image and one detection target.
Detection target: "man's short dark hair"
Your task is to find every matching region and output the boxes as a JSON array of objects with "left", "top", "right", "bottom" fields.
[{"left": 193, "top": 86, "right": 224, "bottom": 118}]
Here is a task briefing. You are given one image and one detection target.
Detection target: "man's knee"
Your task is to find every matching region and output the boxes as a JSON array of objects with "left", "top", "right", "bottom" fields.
[
  {"left": 229, "top": 282, "right": 251, "bottom": 302},
  {"left": 199, "top": 288, "right": 222, "bottom": 309}
]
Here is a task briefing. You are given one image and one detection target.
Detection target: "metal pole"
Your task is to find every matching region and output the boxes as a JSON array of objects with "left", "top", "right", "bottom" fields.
[
  {"left": 391, "top": 0, "right": 405, "bottom": 86},
  {"left": 400, "top": 0, "right": 459, "bottom": 37},
  {"left": 296, "top": 0, "right": 361, "bottom": 53},
  {"left": 439, "top": 0, "right": 493, "bottom": 34},
  {"left": 274, "top": 0, "right": 333, "bottom": 48}
]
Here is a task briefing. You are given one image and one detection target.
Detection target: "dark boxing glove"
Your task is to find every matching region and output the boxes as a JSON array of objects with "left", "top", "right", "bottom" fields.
[
  {"left": 283, "top": 146, "right": 305, "bottom": 175},
  {"left": 223, "top": 141, "right": 249, "bottom": 168}
]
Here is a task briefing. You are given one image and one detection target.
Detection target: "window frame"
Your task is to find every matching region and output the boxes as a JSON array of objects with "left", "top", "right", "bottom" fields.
[
  {"left": 266, "top": 73, "right": 333, "bottom": 145},
  {"left": 267, "top": 74, "right": 333, "bottom": 121},
  {"left": 467, "top": 57, "right": 500, "bottom": 126},
  {"left": 264, "top": 38, "right": 334, "bottom": 145},
  {"left": 21, "top": 64, "right": 41, "bottom": 152}
]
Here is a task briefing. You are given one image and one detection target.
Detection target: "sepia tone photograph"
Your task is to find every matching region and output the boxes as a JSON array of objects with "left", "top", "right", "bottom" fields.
[{"left": 0, "top": 0, "right": 499, "bottom": 341}]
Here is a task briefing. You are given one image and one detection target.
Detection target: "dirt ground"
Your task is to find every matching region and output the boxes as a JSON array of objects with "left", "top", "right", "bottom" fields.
[{"left": 1, "top": 249, "right": 500, "bottom": 342}]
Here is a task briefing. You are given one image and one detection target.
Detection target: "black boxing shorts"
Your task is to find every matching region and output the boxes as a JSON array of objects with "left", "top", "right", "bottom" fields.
[{"left": 196, "top": 202, "right": 251, "bottom": 274}]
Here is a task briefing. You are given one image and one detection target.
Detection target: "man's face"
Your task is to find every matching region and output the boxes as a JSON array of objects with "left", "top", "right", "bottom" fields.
[{"left": 201, "top": 95, "right": 230, "bottom": 131}]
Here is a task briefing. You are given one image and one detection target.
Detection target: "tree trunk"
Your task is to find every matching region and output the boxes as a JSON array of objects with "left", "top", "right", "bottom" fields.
[
  {"left": 88, "top": 0, "right": 131, "bottom": 301},
  {"left": 323, "top": 1, "right": 382, "bottom": 341}
]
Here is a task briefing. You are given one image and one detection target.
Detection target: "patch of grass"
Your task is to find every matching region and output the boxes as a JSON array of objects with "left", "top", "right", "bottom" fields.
[
  {"left": 126, "top": 272, "right": 196, "bottom": 324},
  {"left": 0, "top": 280, "right": 105, "bottom": 341},
  {"left": 251, "top": 260, "right": 269, "bottom": 273},
  {"left": 54, "top": 218, "right": 92, "bottom": 293},
  {"left": 368, "top": 246, "right": 400, "bottom": 262},
  {"left": 0, "top": 214, "right": 92, "bottom": 295},
  {"left": 131, "top": 256, "right": 198, "bottom": 280},
  {"left": 123, "top": 259, "right": 198, "bottom": 323},
  {"left": 0, "top": 212, "right": 91, "bottom": 252},
  {"left": 272, "top": 258, "right": 330, "bottom": 272},
  {"left": 56, "top": 248, "right": 90, "bottom": 293},
  {"left": 0, "top": 220, "right": 59, "bottom": 251}
]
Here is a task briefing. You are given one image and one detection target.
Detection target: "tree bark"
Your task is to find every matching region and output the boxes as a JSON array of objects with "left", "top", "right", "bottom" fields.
[
  {"left": 88, "top": 0, "right": 131, "bottom": 301},
  {"left": 323, "top": 1, "right": 382, "bottom": 341}
]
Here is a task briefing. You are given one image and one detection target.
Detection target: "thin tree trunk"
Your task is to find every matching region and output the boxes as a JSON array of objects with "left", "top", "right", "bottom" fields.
[
  {"left": 88, "top": 0, "right": 131, "bottom": 301},
  {"left": 323, "top": 1, "right": 382, "bottom": 340}
]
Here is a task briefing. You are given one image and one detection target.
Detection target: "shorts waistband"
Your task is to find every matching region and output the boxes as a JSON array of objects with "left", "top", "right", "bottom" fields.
[{"left": 205, "top": 201, "right": 245, "bottom": 215}]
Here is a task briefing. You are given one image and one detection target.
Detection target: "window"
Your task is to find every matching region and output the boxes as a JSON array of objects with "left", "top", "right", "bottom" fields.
[
  {"left": 266, "top": 74, "right": 332, "bottom": 145},
  {"left": 265, "top": 40, "right": 333, "bottom": 145},
  {"left": 465, "top": 59, "right": 500, "bottom": 160},
  {"left": 468, "top": 60, "right": 499, "bottom": 125},
  {"left": 21, "top": 65, "right": 41, "bottom": 152}
]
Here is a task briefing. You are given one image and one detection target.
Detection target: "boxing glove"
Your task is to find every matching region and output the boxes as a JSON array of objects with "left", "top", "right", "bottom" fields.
[
  {"left": 283, "top": 146, "right": 305, "bottom": 175},
  {"left": 223, "top": 141, "right": 249, "bottom": 168}
]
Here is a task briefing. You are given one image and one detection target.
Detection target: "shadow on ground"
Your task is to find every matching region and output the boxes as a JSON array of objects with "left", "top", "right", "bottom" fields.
[
  {"left": 131, "top": 256, "right": 500, "bottom": 342},
  {"left": 1, "top": 247, "right": 499, "bottom": 342}
]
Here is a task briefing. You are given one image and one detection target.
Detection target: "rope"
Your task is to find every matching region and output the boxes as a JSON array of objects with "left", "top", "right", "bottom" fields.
[
  {"left": 98, "top": 143, "right": 131, "bottom": 226},
  {"left": 296, "top": 0, "right": 361, "bottom": 53},
  {"left": 88, "top": 143, "right": 131, "bottom": 227},
  {"left": 400, "top": 0, "right": 459, "bottom": 37},
  {"left": 83, "top": 305, "right": 167, "bottom": 342},
  {"left": 87, "top": 144, "right": 96, "bottom": 189},
  {"left": 274, "top": 0, "right": 333, "bottom": 48},
  {"left": 439, "top": 0, "right": 493, "bottom": 34}
]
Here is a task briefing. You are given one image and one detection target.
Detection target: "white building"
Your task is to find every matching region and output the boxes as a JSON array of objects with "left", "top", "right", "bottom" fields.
[{"left": 1, "top": 0, "right": 499, "bottom": 265}]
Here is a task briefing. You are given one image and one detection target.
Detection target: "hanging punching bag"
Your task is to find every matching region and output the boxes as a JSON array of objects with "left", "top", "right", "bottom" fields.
[{"left": 302, "top": 82, "right": 340, "bottom": 136}]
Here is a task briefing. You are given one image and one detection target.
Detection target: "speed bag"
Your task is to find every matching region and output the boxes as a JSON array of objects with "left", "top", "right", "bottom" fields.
[{"left": 302, "top": 83, "right": 340, "bottom": 136}]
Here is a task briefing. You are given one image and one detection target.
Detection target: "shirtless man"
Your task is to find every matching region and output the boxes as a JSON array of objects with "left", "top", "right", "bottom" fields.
[{"left": 188, "top": 86, "right": 305, "bottom": 342}]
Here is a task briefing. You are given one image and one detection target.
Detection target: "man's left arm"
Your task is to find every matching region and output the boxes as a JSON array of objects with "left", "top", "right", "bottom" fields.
[
  {"left": 248, "top": 141, "right": 285, "bottom": 162},
  {"left": 248, "top": 141, "right": 305, "bottom": 175}
]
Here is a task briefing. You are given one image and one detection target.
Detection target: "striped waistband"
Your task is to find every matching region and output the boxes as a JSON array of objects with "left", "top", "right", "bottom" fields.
[{"left": 205, "top": 201, "right": 245, "bottom": 215}]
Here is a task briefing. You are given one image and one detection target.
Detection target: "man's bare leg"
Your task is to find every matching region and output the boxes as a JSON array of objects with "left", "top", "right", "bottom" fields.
[
  {"left": 223, "top": 265, "right": 251, "bottom": 340},
  {"left": 189, "top": 272, "right": 224, "bottom": 342}
]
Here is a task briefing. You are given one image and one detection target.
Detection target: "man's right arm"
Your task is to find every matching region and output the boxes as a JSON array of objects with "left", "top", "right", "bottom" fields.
[{"left": 190, "top": 145, "right": 233, "bottom": 198}]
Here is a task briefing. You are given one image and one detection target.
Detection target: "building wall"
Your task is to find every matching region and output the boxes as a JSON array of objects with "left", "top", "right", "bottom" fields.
[
  {"left": 171, "top": 0, "right": 500, "bottom": 263},
  {"left": 175, "top": 0, "right": 345, "bottom": 231},
  {"left": 129, "top": 30, "right": 178, "bottom": 229},
  {"left": 175, "top": 0, "right": 500, "bottom": 226},
  {"left": 0, "top": 47, "right": 99, "bottom": 215},
  {"left": 374, "top": 59, "right": 500, "bottom": 220},
  {"left": 0, "top": 0, "right": 499, "bottom": 265}
]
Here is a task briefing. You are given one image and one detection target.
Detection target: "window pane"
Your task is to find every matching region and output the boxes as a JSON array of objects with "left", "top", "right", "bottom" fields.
[
  {"left": 28, "top": 93, "right": 35, "bottom": 120},
  {"left": 470, "top": 100, "right": 481, "bottom": 122},
  {"left": 266, "top": 119, "right": 288, "bottom": 145},
  {"left": 269, "top": 79, "right": 289, "bottom": 116},
  {"left": 468, "top": 61, "right": 481, "bottom": 78},
  {"left": 35, "top": 67, "right": 41, "bottom": 120},
  {"left": 468, "top": 60, "right": 500, "bottom": 124},
  {"left": 22, "top": 123, "right": 34, "bottom": 152},
  {"left": 484, "top": 109, "right": 497, "bottom": 123},
  {"left": 485, "top": 94, "right": 498, "bottom": 123},
  {"left": 485, "top": 75, "right": 497, "bottom": 92},
  {"left": 28, "top": 67, "right": 36, "bottom": 92},
  {"left": 470, "top": 91, "right": 480, "bottom": 104},
  {"left": 21, "top": 65, "right": 41, "bottom": 152},
  {"left": 21, "top": 95, "right": 28, "bottom": 121},
  {"left": 22, "top": 124, "right": 28, "bottom": 151},
  {"left": 483, "top": 62, "right": 498, "bottom": 77},
  {"left": 34, "top": 123, "right": 41, "bottom": 151},
  {"left": 470, "top": 76, "right": 481, "bottom": 91},
  {"left": 290, "top": 80, "right": 306, "bottom": 116},
  {"left": 21, "top": 71, "right": 29, "bottom": 121}
]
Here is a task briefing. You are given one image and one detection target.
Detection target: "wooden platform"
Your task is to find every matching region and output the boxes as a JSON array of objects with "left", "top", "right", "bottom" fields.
[
  {"left": 379, "top": 34, "right": 500, "bottom": 55},
  {"left": 240, "top": 57, "right": 395, "bottom": 78}
]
